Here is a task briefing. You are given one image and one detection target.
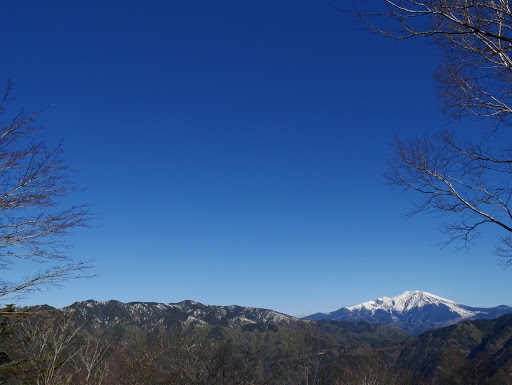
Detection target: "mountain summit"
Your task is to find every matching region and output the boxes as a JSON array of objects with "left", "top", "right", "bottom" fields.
[
  {"left": 347, "top": 291, "right": 477, "bottom": 318},
  {"left": 307, "top": 290, "right": 512, "bottom": 335}
]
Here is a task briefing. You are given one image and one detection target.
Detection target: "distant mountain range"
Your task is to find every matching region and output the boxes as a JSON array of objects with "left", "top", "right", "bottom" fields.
[
  {"left": 306, "top": 290, "right": 512, "bottom": 335},
  {"left": 38, "top": 290, "right": 511, "bottom": 337},
  {"left": 31, "top": 295, "right": 512, "bottom": 382}
]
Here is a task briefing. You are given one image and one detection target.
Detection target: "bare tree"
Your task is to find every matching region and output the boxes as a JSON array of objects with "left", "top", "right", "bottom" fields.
[
  {"left": 335, "top": 355, "right": 427, "bottom": 385},
  {"left": 277, "top": 323, "right": 335, "bottom": 385},
  {"left": 4, "top": 312, "right": 82, "bottom": 384},
  {"left": 69, "top": 335, "right": 109, "bottom": 385},
  {"left": 0, "top": 79, "right": 91, "bottom": 304},
  {"left": 350, "top": 0, "right": 512, "bottom": 265}
]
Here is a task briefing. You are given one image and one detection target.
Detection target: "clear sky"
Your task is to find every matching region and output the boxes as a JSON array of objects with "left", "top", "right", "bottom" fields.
[{"left": 1, "top": 1, "right": 510, "bottom": 316}]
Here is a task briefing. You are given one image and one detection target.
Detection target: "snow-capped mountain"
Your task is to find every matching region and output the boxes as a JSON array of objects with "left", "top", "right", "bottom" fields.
[
  {"left": 347, "top": 291, "right": 477, "bottom": 318},
  {"left": 306, "top": 291, "right": 512, "bottom": 335}
]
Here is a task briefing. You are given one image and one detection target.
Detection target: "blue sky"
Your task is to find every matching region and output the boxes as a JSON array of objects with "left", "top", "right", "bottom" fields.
[{"left": 1, "top": 1, "right": 510, "bottom": 316}]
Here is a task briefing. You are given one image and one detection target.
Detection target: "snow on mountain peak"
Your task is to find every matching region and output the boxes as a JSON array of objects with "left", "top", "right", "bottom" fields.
[
  {"left": 347, "top": 290, "right": 476, "bottom": 318},
  {"left": 306, "top": 291, "right": 512, "bottom": 335}
]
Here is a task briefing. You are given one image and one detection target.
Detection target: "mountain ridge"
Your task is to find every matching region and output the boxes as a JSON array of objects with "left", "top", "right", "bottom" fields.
[{"left": 57, "top": 298, "right": 301, "bottom": 330}]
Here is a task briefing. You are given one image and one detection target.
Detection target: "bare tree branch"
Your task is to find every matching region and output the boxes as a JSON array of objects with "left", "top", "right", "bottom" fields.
[
  {"left": 351, "top": 0, "right": 512, "bottom": 129},
  {"left": 385, "top": 130, "right": 512, "bottom": 264},
  {"left": 0, "top": 81, "right": 92, "bottom": 303}
]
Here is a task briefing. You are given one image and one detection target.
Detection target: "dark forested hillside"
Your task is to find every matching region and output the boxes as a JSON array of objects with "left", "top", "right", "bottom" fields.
[{"left": 397, "top": 314, "right": 512, "bottom": 382}]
